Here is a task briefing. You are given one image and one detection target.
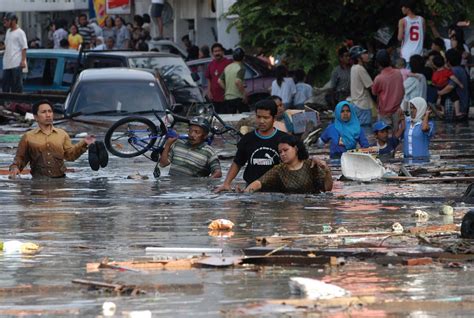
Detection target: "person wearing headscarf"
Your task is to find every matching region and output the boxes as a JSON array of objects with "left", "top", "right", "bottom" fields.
[
  {"left": 400, "top": 97, "right": 434, "bottom": 160},
  {"left": 317, "top": 101, "right": 369, "bottom": 159}
]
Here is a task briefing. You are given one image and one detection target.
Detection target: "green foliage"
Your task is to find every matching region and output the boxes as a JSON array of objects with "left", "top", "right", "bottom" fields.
[{"left": 228, "top": 0, "right": 469, "bottom": 84}]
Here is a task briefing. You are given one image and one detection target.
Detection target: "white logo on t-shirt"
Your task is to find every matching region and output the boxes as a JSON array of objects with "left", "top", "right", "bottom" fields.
[{"left": 250, "top": 147, "right": 279, "bottom": 165}]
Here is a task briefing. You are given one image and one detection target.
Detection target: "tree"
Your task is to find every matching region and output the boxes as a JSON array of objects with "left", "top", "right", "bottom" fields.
[{"left": 228, "top": 0, "right": 472, "bottom": 83}]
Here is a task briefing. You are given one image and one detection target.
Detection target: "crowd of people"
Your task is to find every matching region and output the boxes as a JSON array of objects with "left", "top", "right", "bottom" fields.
[{"left": 4, "top": 0, "right": 473, "bottom": 195}]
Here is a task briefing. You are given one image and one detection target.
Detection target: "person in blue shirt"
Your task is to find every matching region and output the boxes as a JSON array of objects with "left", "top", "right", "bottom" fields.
[
  {"left": 400, "top": 97, "right": 434, "bottom": 161},
  {"left": 371, "top": 120, "right": 402, "bottom": 159},
  {"left": 317, "top": 101, "right": 369, "bottom": 159}
]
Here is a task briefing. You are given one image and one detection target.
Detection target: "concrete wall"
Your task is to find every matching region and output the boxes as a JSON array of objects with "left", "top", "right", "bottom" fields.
[{"left": 1, "top": 0, "right": 88, "bottom": 11}]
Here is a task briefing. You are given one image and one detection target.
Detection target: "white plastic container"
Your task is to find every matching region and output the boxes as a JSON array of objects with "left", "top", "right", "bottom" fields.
[{"left": 341, "top": 152, "right": 386, "bottom": 181}]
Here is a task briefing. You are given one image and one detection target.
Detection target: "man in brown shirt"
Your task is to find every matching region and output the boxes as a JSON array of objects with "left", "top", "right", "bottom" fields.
[{"left": 9, "top": 100, "right": 96, "bottom": 179}]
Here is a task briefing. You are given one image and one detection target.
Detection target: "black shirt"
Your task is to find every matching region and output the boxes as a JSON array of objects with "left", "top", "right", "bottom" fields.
[{"left": 234, "top": 129, "right": 287, "bottom": 184}]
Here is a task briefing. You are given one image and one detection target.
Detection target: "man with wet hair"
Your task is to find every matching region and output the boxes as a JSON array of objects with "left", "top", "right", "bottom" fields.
[
  {"left": 9, "top": 100, "right": 96, "bottom": 179},
  {"left": 215, "top": 100, "right": 288, "bottom": 192},
  {"left": 158, "top": 117, "right": 222, "bottom": 178}
]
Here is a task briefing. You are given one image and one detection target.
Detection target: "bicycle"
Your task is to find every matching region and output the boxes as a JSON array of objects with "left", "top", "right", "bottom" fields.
[{"left": 104, "top": 103, "right": 242, "bottom": 162}]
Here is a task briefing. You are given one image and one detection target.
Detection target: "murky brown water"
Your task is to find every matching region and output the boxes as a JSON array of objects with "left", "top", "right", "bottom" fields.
[{"left": 0, "top": 119, "right": 473, "bottom": 317}]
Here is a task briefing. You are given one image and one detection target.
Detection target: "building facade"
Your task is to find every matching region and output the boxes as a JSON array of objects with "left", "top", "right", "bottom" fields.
[{"left": 1, "top": 0, "right": 240, "bottom": 51}]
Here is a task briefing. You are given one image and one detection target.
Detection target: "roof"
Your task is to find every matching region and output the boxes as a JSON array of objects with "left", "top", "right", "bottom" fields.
[
  {"left": 84, "top": 50, "right": 178, "bottom": 58},
  {"left": 77, "top": 68, "right": 157, "bottom": 82},
  {"left": 26, "top": 49, "right": 79, "bottom": 58}
]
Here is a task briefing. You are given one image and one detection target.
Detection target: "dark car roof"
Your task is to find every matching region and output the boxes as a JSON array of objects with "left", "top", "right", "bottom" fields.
[
  {"left": 26, "top": 49, "right": 80, "bottom": 58},
  {"left": 77, "top": 68, "right": 157, "bottom": 82},
  {"left": 84, "top": 50, "right": 179, "bottom": 58}
]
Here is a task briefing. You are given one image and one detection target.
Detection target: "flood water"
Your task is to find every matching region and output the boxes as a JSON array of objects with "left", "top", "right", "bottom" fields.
[{"left": 1, "top": 118, "right": 474, "bottom": 317}]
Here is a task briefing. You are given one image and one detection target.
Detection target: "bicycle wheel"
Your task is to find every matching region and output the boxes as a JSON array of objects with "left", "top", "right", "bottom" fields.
[{"left": 104, "top": 116, "right": 159, "bottom": 158}]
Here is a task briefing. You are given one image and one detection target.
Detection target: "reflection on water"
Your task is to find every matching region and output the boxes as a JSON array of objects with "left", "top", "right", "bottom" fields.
[{"left": 0, "top": 120, "right": 473, "bottom": 316}]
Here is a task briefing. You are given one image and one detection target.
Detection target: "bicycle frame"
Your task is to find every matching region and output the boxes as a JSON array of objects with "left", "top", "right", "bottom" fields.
[{"left": 106, "top": 103, "right": 242, "bottom": 161}]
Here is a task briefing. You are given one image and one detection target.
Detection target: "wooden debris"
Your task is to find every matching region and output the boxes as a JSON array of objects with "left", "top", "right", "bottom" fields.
[
  {"left": 409, "top": 224, "right": 459, "bottom": 234},
  {"left": 71, "top": 279, "right": 146, "bottom": 296},
  {"left": 267, "top": 296, "right": 377, "bottom": 308},
  {"left": 242, "top": 255, "right": 330, "bottom": 266},
  {"left": 403, "top": 257, "right": 433, "bottom": 266},
  {"left": 256, "top": 231, "right": 396, "bottom": 245},
  {"left": 87, "top": 259, "right": 195, "bottom": 272}
]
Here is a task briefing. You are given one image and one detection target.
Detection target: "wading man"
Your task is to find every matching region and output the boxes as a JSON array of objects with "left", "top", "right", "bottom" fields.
[
  {"left": 9, "top": 100, "right": 96, "bottom": 179},
  {"left": 158, "top": 117, "right": 222, "bottom": 178}
]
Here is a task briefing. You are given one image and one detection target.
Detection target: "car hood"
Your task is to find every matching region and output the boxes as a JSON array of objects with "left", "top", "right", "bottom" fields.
[{"left": 53, "top": 113, "right": 163, "bottom": 138}]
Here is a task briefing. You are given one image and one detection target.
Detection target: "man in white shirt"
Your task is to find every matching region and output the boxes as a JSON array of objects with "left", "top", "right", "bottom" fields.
[
  {"left": 2, "top": 12, "right": 28, "bottom": 93},
  {"left": 398, "top": 0, "right": 425, "bottom": 62},
  {"left": 151, "top": 0, "right": 165, "bottom": 39}
]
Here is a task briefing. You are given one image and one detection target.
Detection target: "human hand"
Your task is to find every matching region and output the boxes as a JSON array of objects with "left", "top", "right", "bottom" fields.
[
  {"left": 214, "top": 183, "right": 232, "bottom": 193},
  {"left": 84, "top": 135, "right": 96, "bottom": 145},
  {"left": 20, "top": 60, "right": 27, "bottom": 69},
  {"left": 166, "top": 129, "right": 178, "bottom": 139},
  {"left": 310, "top": 156, "right": 328, "bottom": 169},
  {"left": 8, "top": 166, "right": 20, "bottom": 180},
  {"left": 424, "top": 109, "right": 432, "bottom": 118}
]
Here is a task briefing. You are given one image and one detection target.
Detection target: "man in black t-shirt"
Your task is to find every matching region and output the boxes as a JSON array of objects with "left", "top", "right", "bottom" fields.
[{"left": 215, "top": 100, "right": 288, "bottom": 192}]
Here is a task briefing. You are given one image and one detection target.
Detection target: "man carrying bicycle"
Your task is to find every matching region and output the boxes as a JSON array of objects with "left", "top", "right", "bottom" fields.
[{"left": 157, "top": 117, "right": 222, "bottom": 178}]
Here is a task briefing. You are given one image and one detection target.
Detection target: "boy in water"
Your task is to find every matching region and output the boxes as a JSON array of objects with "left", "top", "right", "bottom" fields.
[{"left": 370, "top": 120, "right": 403, "bottom": 159}]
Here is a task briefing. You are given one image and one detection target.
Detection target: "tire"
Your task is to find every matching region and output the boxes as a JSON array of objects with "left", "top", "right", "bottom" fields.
[{"left": 104, "top": 116, "right": 159, "bottom": 158}]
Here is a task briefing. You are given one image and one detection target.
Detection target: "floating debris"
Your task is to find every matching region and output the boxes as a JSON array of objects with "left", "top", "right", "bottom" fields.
[{"left": 289, "top": 277, "right": 350, "bottom": 299}]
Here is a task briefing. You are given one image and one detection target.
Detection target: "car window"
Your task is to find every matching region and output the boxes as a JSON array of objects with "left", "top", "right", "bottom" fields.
[
  {"left": 128, "top": 56, "right": 198, "bottom": 90},
  {"left": 190, "top": 62, "right": 209, "bottom": 86},
  {"left": 62, "top": 58, "right": 79, "bottom": 86},
  {"left": 244, "top": 64, "right": 256, "bottom": 80},
  {"left": 244, "top": 55, "right": 274, "bottom": 76},
  {"left": 86, "top": 57, "right": 123, "bottom": 68},
  {"left": 71, "top": 80, "right": 167, "bottom": 114},
  {"left": 25, "top": 58, "right": 57, "bottom": 86}
]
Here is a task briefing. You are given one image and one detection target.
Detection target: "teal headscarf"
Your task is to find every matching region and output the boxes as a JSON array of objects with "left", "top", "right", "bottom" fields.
[{"left": 334, "top": 101, "right": 361, "bottom": 150}]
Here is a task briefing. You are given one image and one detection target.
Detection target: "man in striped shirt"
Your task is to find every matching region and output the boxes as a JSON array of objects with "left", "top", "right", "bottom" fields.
[
  {"left": 78, "top": 14, "right": 95, "bottom": 49},
  {"left": 158, "top": 117, "right": 222, "bottom": 178}
]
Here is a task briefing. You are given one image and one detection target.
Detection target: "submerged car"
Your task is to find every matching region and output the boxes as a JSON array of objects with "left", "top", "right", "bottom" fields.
[
  {"left": 0, "top": 49, "right": 79, "bottom": 93},
  {"left": 82, "top": 51, "right": 204, "bottom": 110},
  {"left": 55, "top": 68, "right": 173, "bottom": 135},
  {"left": 186, "top": 55, "right": 275, "bottom": 105}
]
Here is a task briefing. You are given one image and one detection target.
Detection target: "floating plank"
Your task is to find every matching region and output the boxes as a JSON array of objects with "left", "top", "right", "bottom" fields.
[
  {"left": 267, "top": 296, "right": 377, "bottom": 308},
  {"left": 242, "top": 255, "right": 330, "bottom": 266},
  {"left": 256, "top": 231, "right": 396, "bottom": 245},
  {"left": 71, "top": 279, "right": 146, "bottom": 296},
  {"left": 409, "top": 224, "right": 459, "bottom": 234},
  {"left": 403, "top": 257, "right": 433, "bottom": 266},
  {"left": 87, "top": 259, "right": 196, "bottom": 272},
  {"left": 244, "top": 246, "right": 445, "bottom": 258}
]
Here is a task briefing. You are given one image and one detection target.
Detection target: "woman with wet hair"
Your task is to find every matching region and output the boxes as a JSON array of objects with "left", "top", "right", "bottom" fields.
[
  {"left": 244, "top": 134, "right": 332, "bottom": 194},
  {"left": 317, "top": 101, "right": 369, "bottom": 159}
]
